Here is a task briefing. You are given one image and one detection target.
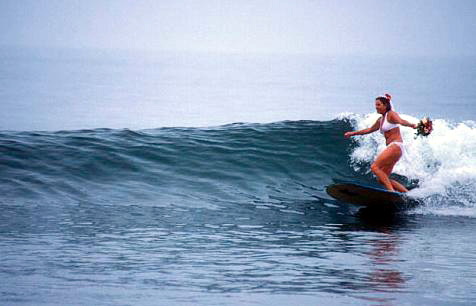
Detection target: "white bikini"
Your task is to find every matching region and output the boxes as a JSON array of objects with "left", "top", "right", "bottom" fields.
[{"left": 380, "top": 112, "right": 404, "bottom": 155}]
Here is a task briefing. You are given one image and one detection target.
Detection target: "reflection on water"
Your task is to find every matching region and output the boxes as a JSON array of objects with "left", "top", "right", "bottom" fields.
[
  {"left": 369, "top": 232, "right": 405, "bottom": 290},
  {"left": 333, "top": 208, "right": 412, "bottom": 303},
  {"left": 1, "top": 196, "right": 475, "bottom": 305}
]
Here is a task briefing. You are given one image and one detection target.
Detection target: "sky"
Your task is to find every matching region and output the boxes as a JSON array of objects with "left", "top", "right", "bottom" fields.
[{"left": 1, "top": 0, "right": 476, "bottom": 56}]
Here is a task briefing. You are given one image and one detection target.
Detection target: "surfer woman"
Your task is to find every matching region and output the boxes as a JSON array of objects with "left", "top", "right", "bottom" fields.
[{"left": 344, "top": 94, "right": 417, "bottom": 192}]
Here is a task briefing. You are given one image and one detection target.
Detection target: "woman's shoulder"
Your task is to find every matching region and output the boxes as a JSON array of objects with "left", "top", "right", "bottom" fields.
[
  {"left": 387, "top": 110, "right": 399, "bottom": 118},
  {"left": 386, "top": 110, "right": 401, "bottom": 123}
]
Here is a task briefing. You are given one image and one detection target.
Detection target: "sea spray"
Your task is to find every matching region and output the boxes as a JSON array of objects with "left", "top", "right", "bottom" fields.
[{"left": 344, "top": 113, "right": 476, "bottom": 215}]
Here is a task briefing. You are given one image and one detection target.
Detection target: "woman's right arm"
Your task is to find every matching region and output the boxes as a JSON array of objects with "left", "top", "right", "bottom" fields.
[{"left": 344, "top": 119, "right": 380, "bottom": 138}]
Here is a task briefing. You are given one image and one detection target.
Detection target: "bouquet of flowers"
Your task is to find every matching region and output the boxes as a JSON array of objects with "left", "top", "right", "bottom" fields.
[{"left": 415, "top": 117, "right": 433, "bottom": 137}]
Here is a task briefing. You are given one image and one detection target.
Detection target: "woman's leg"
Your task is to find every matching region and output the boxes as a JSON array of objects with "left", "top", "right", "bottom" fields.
[
  {"left": 390, "top": 179, "right": 409, "bottom": 193},
  {"left": 371, "top": 144, "right": 402, "bottom": 192},
  {"left": 375, "top": 168, "right": 409, "bottom": 192}
]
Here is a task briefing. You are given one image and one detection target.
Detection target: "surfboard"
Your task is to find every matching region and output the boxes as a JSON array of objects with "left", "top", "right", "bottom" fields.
[{"left": 326, "top": 182, "right": 420, "bottom": 210}]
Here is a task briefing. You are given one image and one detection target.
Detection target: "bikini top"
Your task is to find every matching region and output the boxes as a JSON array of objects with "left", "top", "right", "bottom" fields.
[{"left": 380, "top": 112, "right": 399, "bottom": 134}]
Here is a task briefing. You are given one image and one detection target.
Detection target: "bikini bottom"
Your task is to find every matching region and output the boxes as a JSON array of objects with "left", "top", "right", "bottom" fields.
[{"left": 388, "top": 141, "right": 404, "bottom": 157}]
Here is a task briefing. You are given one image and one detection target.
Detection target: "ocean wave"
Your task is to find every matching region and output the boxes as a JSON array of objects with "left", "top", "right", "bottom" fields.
[{"left": 1, "top": 117, "right": 475, "bottom": 215}]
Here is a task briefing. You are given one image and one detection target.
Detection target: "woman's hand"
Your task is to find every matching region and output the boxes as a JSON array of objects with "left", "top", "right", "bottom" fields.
[{"left": 344, "top": 131, "right": 354, "bottom": 138}]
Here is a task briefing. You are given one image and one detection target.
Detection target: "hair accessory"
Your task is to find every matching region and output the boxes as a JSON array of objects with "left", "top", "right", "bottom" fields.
[{"left": 384, "top": 93, "right": 393, "bottom": 110}]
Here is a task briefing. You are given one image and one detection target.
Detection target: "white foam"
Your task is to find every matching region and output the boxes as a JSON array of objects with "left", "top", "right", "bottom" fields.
[{"left": 340, "top": 113, "right": 476, "bottom": 216}]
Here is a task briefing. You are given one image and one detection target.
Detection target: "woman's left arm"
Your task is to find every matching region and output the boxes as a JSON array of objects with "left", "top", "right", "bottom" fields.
[{"left": 389, "top": 111, "right": 417, "bottom": 129}]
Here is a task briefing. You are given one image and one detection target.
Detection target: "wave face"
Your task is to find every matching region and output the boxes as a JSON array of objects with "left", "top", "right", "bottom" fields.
[
  {"left": 0, "top": 120, "right": 353, "bottom": 207},
  {"left": 1, "top": 117, "right": 476, "bottom": 215}
]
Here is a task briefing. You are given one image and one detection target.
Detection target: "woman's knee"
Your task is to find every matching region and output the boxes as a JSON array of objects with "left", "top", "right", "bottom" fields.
[{"left": 371, "top": 163, "right": 379, "bottom": 174}]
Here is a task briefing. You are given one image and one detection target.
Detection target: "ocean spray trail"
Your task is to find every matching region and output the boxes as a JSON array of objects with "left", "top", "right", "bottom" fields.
[
  {"left": 1, "top": 117, "right": 475, "bottom": 216},
  {"left": 344, "top": 113, "right": 476, "bottom": 216}
]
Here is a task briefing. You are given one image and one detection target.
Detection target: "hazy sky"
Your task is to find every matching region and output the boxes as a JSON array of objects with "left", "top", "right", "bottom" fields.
[{"left": 1, "top": 0, "right": 476, "bottom": 56}]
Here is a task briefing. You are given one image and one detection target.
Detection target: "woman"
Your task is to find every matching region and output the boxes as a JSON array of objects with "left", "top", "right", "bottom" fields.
[{"left": 344, "top": 94, "right": 417, "bottom": 192}]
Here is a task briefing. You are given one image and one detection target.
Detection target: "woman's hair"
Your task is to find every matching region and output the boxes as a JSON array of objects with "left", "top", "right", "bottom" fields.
[{"left": 376, "top": 94, "right": 392, "bottom": 112}]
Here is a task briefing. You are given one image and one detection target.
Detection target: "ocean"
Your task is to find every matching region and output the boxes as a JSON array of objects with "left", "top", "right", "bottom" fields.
[{"left": 1, "top": 47, "right": 476, "bottom": 305}]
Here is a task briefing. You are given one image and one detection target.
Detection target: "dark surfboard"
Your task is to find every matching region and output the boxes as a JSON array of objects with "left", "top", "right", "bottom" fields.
[{"left": 326, "top": 182, "right": 420, "bottom": 211}]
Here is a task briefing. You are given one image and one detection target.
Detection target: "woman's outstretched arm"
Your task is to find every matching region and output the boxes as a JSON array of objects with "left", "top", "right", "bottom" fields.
[
  {"left": 388, "top": 111, "right": 417, "bottom": 129},
  {"left": 344, "top": 119, "right": 380, "bottom": 138}
]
